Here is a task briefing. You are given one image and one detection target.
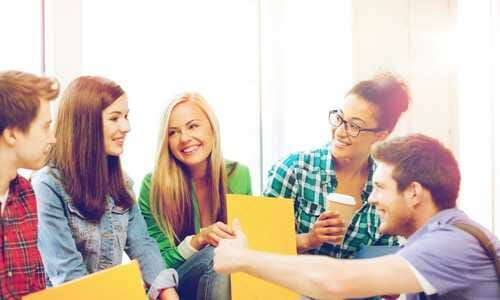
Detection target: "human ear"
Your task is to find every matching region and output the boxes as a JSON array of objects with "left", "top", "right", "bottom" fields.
[
  {"left": 405, "top": 182, "right": 424, "bottom": 208},
  {"left": 1, "top": 127, "right": 18, "bottom": 146},
  {"left": 376, "top": 130, "right": 389, "bottom": 141}
]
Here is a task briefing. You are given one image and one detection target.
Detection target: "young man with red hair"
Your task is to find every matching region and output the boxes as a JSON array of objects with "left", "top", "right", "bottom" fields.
[
  {"left": 215, "top": 134, "right": 499, "bottom": 300},
  {"left": 0, "top": 70, "right": 59, "bottom": 299}
]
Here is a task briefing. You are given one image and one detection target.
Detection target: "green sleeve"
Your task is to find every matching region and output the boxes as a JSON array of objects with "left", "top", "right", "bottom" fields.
[
  {"left": 138, "top": 174, "right": 185, "bottom": 269},
  {"left": 227, "top": 163, "right": 252, "bottom": 195}
]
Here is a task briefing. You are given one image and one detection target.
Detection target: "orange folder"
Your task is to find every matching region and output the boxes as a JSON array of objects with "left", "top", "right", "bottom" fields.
[
  {"left": 226, "top": 194, "right": 300, "bottom": 300},
  {"left": 23, "top": 260, "right": 146, "bottom": 300}
]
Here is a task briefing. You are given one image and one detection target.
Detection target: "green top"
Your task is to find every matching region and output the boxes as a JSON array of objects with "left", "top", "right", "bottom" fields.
[{"left": 138, "top": 161, "right": 252, "bottom": 269}]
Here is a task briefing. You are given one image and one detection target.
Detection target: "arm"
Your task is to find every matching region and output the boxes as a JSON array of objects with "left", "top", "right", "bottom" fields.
[
  {"left": 263, "top": 158, "right": 344, "bottom": 253},
  {"left": 214, "top": 220, "right": 423, "bottom": 299},
  {"left": 125, "top": 203, "right": 178, "bottom": 298},
  {"left": 32, "top": 175, "right": 89, "bottom": 284},
  {"left": 262, "top": 157, "right": 298, "bottom": 199},
  {"left": 138, "top": 175, "right": 185, "bottom": 269},
  {"left": 263, "top": 158, "right": 305, "bottom": 248},
  {"left": 231, "top": 251, "right": 421, "bottom": 299},
  {"left": 139, "top": 174, "right": 232, "bottom": 258}
]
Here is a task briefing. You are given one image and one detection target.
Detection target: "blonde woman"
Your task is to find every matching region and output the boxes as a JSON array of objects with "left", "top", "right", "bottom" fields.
[{"left": 139, "top": 92, "right": 252, "bottom": 300}]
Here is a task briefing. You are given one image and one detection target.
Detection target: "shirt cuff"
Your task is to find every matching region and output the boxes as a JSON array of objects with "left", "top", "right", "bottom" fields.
[
  {"left": 177, "top": 235, "right": 199, "bottom": 259},
  {"left": 147, "top": 268, "right": 179, "bottom": 299}
]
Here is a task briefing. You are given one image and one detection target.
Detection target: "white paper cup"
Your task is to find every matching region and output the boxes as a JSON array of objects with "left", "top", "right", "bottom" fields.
[{"left": 326, "top": 193, "right": 356, "bottom": 244}]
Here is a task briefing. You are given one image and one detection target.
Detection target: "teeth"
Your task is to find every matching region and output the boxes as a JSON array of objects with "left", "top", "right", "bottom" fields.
[{"left": 182, "top": 145, "right": 199, "bottom": 153}]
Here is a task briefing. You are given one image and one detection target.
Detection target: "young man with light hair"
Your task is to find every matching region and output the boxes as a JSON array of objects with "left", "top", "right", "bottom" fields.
[
  {"left": 0, "top": 70, "right": 59, "bottom": 299},
  {"left": 214, "top": 134, "right": 500, "bottom": 299}
]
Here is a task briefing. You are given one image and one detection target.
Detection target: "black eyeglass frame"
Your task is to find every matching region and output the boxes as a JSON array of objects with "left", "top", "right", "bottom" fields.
[{"left": 328, "top": 109, "right": 383, "bottom": 137}]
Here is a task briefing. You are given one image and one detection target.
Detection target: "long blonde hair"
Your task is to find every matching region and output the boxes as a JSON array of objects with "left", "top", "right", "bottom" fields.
[{"left": 150, "top": 92, "right": 228, "bottom": 244}]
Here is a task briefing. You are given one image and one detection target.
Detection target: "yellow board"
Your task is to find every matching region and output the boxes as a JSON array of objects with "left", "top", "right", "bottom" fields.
[
  {"left": 226, "top": 194, "right": 300, "bottom": 300},
  {"left": 23, "top": 260, "right": 146, "bottom": 300}
]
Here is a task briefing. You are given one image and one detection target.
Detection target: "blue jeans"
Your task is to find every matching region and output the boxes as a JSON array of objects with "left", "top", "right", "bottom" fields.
[{"left": 177, "top": 245, "right": 230, "bottom": 300}]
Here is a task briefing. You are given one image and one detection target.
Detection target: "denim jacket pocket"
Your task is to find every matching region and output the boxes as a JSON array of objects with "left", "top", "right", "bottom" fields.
[
  {"left": 66, "top": 201, "right": 99, "bottom": 256},
  {"left": 111, "top": 206, "right": 129, "bottom": 250}
]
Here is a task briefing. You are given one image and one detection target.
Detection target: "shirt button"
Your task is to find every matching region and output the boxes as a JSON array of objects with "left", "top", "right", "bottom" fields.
[{"left": 7, "top": 270, "right": 13, "bottom": 277}]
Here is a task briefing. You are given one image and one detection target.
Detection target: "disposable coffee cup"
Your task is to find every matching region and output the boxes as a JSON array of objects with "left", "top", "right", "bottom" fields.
[{"left": 326, "top": 193, "right": 356, "bottom": 244}]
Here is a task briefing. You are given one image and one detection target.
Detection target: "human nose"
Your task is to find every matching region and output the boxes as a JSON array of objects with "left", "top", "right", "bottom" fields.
[
  {"left": 179, "top": 129, "right": 192, "bottom": 143},
  {"left": 120, "top": 118, "right": 130, "bottom": 133},
  {"left": 334, "top": 120, "right": 349, "bottom": 139},
  {"left": 368, "top": 192, "right": 377, "bottom": 205}
]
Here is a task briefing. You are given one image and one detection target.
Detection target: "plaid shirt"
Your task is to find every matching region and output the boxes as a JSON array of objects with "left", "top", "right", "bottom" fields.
[
  {"left": 264, "top": 143, "right": 398, "bottom": 258},
  {"left": 0, "top": 176, "right": 46, "bottom": 300}
]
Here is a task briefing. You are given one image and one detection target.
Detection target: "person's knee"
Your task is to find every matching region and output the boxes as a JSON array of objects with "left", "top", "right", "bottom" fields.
[{"left": 198, "top": 245, "right": 215, "bottom": 268}]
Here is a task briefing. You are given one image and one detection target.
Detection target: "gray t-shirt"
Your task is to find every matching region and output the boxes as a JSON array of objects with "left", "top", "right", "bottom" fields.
[{"left": 398, "top": 208, "right": 500, "bottom": 300}]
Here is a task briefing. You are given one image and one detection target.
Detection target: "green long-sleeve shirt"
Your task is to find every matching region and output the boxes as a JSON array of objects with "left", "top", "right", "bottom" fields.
[{"left": 138, "top": 161, "right": 252, "bottom": 269}]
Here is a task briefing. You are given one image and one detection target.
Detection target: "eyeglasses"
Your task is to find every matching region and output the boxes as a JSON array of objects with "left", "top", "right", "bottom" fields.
[{"left": 328, "top": 109, "right": 382, "bottom": 137}]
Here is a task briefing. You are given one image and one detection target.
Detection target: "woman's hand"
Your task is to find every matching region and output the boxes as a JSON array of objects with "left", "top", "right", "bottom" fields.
[
  {"left": 191, "top": 221, "right": 235, "bottom": 249},
  {"left": 297, "top": 210, "right": 346, "bottom": 252}
]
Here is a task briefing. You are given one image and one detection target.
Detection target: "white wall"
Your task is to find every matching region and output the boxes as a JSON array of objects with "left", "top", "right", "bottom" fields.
[
  {"left": 260, "top": 1, "right": 352, "bottom": 185},
  {"left": 457, "top": 0, "right": 499, "bottom": 233},
  {"left": 43, "top": 0, "right": 352, "bottom": 195},
  {"left": 352, "top": 0, "right": 457, "bottom": 150},
  {"left": 0, "top": 0, "right": 42, "bottom": 72},
  {"left": 352, "top": 0, "right": 499, "bottom": 233}
]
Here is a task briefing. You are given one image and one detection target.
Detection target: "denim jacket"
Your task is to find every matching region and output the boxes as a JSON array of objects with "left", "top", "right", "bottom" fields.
[{"left": 32, "top": 166, "right": 178, "bottom": 298}]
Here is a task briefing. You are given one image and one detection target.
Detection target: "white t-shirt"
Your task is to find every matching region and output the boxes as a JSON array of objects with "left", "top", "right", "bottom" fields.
[{"left": 0, "top": 190, "right": 8, "bottom": 215}]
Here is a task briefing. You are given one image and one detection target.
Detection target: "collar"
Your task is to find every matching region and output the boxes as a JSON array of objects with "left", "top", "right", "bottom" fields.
[
  {"left": 322, "top": 143, "right": 376, "bottom": 203},
  {"left": 405, "top": 208, "right": 467, "bottom": 246}
]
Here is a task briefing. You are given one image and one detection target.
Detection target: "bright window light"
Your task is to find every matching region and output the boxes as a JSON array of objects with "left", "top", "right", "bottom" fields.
[
  {"left": 0, "top": 1, "right": 42, "bottom": 73},
  {"left": 457, "top": 0, "right": 496, "bottom": 232},
  {"left": 82, "top": 1, "right": 351, "bottom": 194}
]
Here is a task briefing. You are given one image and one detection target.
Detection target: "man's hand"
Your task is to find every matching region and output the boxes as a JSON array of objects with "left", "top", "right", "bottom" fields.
[
  {"left": 158, "top": 288, "right": 179, "bottom": 300},
  {"left": 213, "top": 219, "right": 248, "bottom": 274}
]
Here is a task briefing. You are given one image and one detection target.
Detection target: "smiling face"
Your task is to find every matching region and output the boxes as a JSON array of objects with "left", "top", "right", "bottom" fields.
[
  {"left": 102, "top": 95, "right": 130, "bottom": 156},
  {"left": 368, "top": 162, "right": 415, "bottom": 238},
  {"left": 331, "top": 95, "right": 387, "bottom": 160},
  {"left": 167, "top": 101, "right": 214, "bottom": 172},
  {"left": 14, "top": 99, "right": 56, "bottom": 170}
]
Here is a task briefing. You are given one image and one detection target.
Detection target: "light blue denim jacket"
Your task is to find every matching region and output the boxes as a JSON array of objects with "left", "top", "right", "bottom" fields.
[{"left": 32, "top": 166, "right": 178, "bottom": 298}]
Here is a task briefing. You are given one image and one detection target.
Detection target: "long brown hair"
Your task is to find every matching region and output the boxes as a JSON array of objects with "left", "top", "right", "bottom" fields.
[
  {"left": 49, "top": 76, "right": 134, "bottom": 222},
  {"left": 150, "top": 92, "right": 228, "bottom": 243}
]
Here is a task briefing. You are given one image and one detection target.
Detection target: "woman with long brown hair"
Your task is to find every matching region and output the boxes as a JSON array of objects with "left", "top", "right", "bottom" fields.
[
  {"left": 139, "top": 92, "right": 252, "bottom": 300},
  {"left": 32, "top": 76, "right": 179, "bottom": 300}
]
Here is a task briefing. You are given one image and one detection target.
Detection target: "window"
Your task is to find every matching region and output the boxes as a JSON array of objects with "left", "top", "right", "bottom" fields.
[
  {"left": 457, "top": 0, "right": 499, "bottom": 233},
  {"left": 81, "top": 1, "right": 352, "bottom": 194},
  {"left": 0, "top": 1, "right": 42, "bottom": 73}
]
